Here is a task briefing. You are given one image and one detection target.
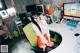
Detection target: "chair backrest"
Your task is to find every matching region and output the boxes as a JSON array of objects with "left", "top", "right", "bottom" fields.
[{"left": 23, "top": 23, "right": 37, "bottom": 47}]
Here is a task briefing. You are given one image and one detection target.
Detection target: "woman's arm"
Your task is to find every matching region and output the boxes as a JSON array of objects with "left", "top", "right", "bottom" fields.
[
  {"left": 3, "top": 25, "right": 8, "bottom": 32},
  {"left": 0, "top": 30, "right": 6, "bottom": 35},
  {"left": 0, "top": 19, "right": 8, "bottom": 35},
  {"left": 32, "top": 23, "right": 46, "bottom": 51}
]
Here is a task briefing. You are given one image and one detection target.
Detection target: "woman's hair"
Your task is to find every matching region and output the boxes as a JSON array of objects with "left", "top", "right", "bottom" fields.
[
  {"left": 31, "top": 12, "right": 41, "bottom": 16},
  {"left": 31, "top": 12, "right": 42, "bottom": 33}
]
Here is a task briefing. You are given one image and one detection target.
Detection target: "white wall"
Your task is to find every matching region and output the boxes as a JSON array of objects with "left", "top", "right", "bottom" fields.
[{"left": 4, "top": 0, "right": 78, "bottom": 14}]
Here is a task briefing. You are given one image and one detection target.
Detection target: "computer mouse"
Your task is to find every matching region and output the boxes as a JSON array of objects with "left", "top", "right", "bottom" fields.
[{"left": 74, "top": 33, "right": 80, "bottom": 36}]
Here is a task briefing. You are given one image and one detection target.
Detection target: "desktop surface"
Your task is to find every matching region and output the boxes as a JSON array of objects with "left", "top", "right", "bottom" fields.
[{"left": 48, "top": 23, "right": 79, "bottom": 53}]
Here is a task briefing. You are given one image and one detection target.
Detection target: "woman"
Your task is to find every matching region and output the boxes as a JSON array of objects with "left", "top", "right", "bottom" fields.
[
  {"left": 0, "top": 15, "right": 7, "bottom": 35},
  {"left": 0, "top": 15, "right": 12, "bottom": 39},
  {"left": 31, "top": 12, "right": 54, "bottom": 52}
]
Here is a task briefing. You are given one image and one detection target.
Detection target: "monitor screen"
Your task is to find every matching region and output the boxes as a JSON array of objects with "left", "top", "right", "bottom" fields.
[
  {"left": 26, "top": 4, "right": 36, "bottom": 12},
  {"left": 64, "top": 3, "right": 80, "bottom": 17},
  {"left": 36, "top": 5, "right": 44, "bottom": 14}
]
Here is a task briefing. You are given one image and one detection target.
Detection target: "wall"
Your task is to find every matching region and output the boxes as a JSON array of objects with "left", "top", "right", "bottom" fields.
[
  {"left": 4, "top": 0, "right": 45, "bottom": 13},
  {"left": 5, "top": 0, "right": 78, "bottom": 14},
  {"left": 4, "top": 0, "right": 42, "bottom": 13}
]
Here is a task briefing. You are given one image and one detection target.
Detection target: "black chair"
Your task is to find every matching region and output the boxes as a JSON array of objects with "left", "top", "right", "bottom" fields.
[
  {"left": 23, "top": 23, "right": 62, "bottom": 53},
  {"left": 19, "top": 13, "right": 31, "bottom": 26}
]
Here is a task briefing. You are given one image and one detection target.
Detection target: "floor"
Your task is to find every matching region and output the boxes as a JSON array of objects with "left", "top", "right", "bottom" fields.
[
  {"left": 12, "top": 39, "right": 35, "bottom": 53},
  {"left": 0, "top": 30, "right": 62, "bottom": 53},
  {"left": 0, "top": 34, "right": 35, "bottom": 53}
]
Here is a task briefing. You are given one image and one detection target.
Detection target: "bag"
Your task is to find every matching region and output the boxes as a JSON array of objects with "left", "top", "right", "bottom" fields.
[
  {"left": 44, "top": 4, "right": 55, "bottom": 15},
  {"left": 47, "top": 7, "right": 55, "bottom": 15}
]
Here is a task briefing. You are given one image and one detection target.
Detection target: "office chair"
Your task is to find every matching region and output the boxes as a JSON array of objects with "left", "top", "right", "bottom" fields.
[
  {"left": 23, "top": 23, "right": 62, "bottom": 53},
  {"left": 23, "top": 23, "right": 44, "bottom": 53}
]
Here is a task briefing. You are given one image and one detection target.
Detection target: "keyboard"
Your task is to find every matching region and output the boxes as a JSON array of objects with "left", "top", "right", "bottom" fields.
[{"left": 66, "top": 20, "right": 78, "bottom": 29}]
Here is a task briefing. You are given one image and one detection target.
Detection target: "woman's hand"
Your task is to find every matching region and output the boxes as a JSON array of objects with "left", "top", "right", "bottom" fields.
[
  {"left": 0, "top": 30, "right": 7, "bottom": 35},
  {"left": 47, "top": 41, "right": 54, "bottom": 47}
]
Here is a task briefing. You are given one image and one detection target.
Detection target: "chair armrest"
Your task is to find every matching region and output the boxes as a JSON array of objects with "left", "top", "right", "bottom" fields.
[
  {"left": 49, "top": 30, "right": 62, "bottom": 44},
  {"left": 31, "top": 46, "right": 43, "bottom": 52}
]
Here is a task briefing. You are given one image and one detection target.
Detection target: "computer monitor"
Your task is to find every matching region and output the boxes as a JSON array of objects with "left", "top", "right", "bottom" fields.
[
  {"left": 26, "top": 4, "right": 44, "bottom": 14},
  {"left": 26, "top": 4, "right": 36, "bottom": 13},
  {"left": 64, "top": 3, "right": 80, "bottom": 17},
  {"left": 36, "top": 5, "right": 44, "bottom": 14}
]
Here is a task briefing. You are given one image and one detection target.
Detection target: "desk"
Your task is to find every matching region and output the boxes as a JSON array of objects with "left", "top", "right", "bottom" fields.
[{"left": 48, "top": 23, "right": 79, "bottom": 53}]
